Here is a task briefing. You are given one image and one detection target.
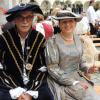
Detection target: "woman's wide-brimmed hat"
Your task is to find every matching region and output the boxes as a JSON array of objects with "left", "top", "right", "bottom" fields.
[
  {"left": 52, "top": 10, "right": 82, "bottom": 22},
  {"left": 5, "top": 3, "right": 43, "bottom": 22}
]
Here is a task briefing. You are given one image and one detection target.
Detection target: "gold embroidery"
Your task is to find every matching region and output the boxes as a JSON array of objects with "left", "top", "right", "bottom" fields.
[
  {"left": 0, "top": 76, "right": 13, "bottom": 89},
  {"left": 28, "top": 38, "right": 44, "bottom": 77},
  {"left": 2, "top": 31, "right": 40, "bottom": 74},
  {"left": 3, "top": 72, "right": 17, "bottom": 87},
  {"left": 36, "top": 73, "right": 41, "bottom": 80},
  {"left": 1, "top": 31, "right": 45, "bottom": 89},
  {"left": 30, "top": 73, "right": 41, "bottom": 89},
  {"left": 7, "top": 30, "right": 39, "bottom": 67},
  {"left": 34, "top": 74, "right": 45, "bottom": 90},
  {"left": 1, "top": 34, "right": 22, "bottom": 75}
]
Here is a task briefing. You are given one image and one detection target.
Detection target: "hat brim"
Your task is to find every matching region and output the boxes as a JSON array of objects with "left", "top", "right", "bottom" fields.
[
  {"left": 6, "top": 3, "right": 43, "bottom": 22},
  {"left": 52, "top": 10, "right": 82, "bottom": 22},
  {"left": 52, "top": 16, "right": 82, "bottom": 22}
]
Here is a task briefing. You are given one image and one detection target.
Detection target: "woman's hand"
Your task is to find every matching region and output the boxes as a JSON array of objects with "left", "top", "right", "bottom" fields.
[
  {"left": 88, "top": 66, "right": 98, "bottom": 74},
  {"left": 17, "top": 93, "right": 32, "bottom": 100},
  {"left": 88, "top": 66, "right": 98, "bottom": 73},
  {"left": 73, "top": 82, "right": 88, "bottom": 90}
]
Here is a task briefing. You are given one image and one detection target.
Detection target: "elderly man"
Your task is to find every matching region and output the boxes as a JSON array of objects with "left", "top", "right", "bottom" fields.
[{"left": 0, "top": 3, "right": 54, "bottom": 100}]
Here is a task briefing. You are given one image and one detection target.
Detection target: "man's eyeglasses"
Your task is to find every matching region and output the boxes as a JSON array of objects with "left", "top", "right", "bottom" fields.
[{"left": 17, "top": 15, "right": 34, "bottom": 21}]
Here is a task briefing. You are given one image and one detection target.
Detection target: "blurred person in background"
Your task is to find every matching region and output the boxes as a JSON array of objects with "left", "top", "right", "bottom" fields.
[{"left": 86, "top": 0, "right": 97, "bottom": 35}]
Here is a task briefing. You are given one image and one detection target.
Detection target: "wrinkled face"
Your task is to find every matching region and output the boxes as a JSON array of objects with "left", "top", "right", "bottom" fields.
[
  {"left": 14, "top": 11, "right": 34, "bottom": 34},
  {"left": 59, "top": 19, "right": 76, "bottom": 34}
]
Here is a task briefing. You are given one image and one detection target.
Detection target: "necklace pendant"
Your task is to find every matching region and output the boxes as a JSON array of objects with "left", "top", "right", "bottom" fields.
[{"left": 25, "top": 63, "right": 32, "bottom": 70}]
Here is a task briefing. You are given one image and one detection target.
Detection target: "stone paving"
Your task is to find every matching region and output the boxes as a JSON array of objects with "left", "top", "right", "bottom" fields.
[{"left": 91, "top": 72, "right": 100, "bottom": 85}]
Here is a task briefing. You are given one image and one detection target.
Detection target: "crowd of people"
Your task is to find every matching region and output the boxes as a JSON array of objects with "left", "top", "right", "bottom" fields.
[{"left": 0, "top": 0, "right": 100, "bottom": 100}]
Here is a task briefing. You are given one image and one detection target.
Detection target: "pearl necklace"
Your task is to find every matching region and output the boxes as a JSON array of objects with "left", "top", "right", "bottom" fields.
[{"left": 60, "top": 33, "right": 74, "bottom": 41}]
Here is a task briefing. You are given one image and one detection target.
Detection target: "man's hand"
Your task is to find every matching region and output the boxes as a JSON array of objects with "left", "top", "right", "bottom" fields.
[{"left": 17, "top": 93, "right": 32, "bottom": 100}]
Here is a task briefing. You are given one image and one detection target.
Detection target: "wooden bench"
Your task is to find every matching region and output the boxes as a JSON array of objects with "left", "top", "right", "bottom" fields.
[
  {"left": 91, "top": 37, "right": 100, "bottom": 43},
  {"left": 92, "top": 38, "right": 100, "bottom": 41},
  {"left": 94, "top": 43, "right": 100, "bottom": 47},
  {"left": 90, "top": 37, "right": 100, "bottom": 47},
  {"left": 89, "top": 35, "right": 97, "bottom": 38}
]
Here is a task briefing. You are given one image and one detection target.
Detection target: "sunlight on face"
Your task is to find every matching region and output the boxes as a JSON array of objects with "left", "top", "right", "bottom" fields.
[
  {"left": 14, "top": 11, "right": 34, "bottom": 34},
  {"left": 59, "top": 19, "right": 77, "bottom": 34}
]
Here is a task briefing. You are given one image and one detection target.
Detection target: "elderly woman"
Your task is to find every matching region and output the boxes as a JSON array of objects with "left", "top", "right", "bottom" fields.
[{"left": 45, "top": 10, "right": 100, "bottom": 100}]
